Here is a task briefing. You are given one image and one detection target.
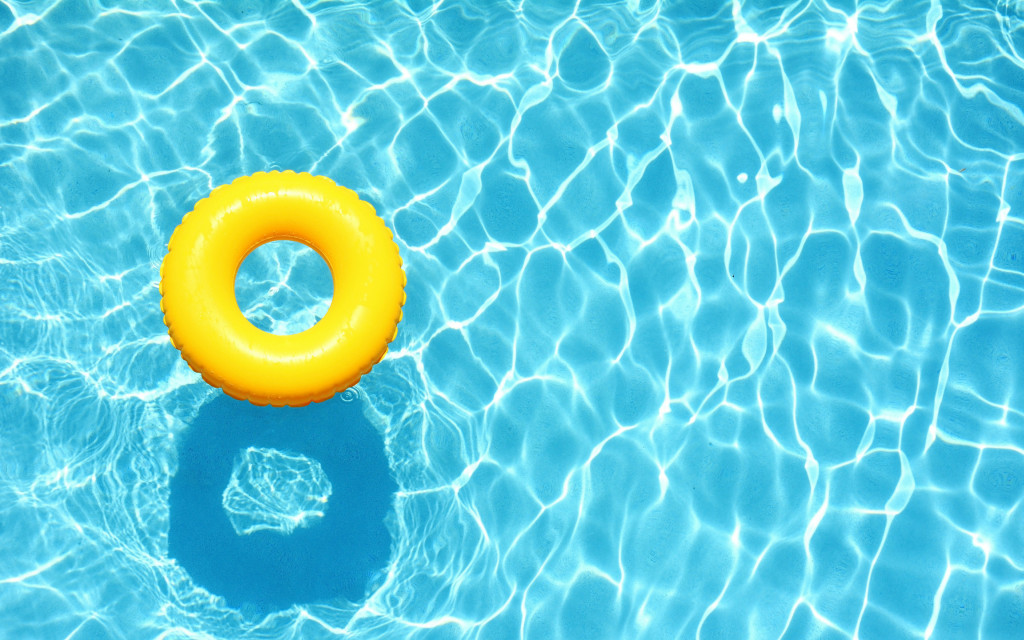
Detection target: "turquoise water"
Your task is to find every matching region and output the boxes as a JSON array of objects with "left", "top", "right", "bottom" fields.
[{"left": 2, "top": 0, "right": 1024, "bottom": 637}]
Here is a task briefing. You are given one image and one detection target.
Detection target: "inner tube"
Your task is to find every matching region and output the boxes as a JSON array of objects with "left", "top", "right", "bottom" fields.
[{"left": 159, "top": 170, "right": 405, "bottom": 407}]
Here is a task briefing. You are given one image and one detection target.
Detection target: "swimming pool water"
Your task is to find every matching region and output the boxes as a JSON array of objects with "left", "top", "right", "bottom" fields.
[{"left": 1, "top": 0, "right": 1023, "bottom": 638}]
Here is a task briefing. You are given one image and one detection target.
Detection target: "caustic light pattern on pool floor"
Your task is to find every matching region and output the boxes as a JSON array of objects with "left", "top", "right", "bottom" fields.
[
  {"left": 0, "top": 1, "right": 1023, "bottom": 639},
  {"left": 221, "top": 447, "right": 333, "bottom": 537}
]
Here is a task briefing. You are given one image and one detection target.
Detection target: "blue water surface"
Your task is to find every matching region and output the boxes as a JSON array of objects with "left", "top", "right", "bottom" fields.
[{"left": 1, "top": 0, "right": 1024, "bottom": 638}]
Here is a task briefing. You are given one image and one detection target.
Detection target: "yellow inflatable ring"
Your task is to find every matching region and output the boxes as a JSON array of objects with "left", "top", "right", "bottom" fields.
[{"left": 159, "top": 170, "right": 405, "bottom": 407}]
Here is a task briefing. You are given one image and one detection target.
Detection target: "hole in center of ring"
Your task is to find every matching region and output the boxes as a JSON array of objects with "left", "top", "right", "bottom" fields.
[{"left": 234, "top": 240, "right": 333, "bottom": 336}]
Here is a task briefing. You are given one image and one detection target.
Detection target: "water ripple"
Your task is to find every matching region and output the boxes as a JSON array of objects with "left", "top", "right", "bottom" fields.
[{"left": 1, "top": 0, "right": 1024, "bottom": 638}]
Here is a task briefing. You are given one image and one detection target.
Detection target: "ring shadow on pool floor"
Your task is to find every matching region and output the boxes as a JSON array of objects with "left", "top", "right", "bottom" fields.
[{"left": 168, "top": 394, "right": 397, "bottom": 615}]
